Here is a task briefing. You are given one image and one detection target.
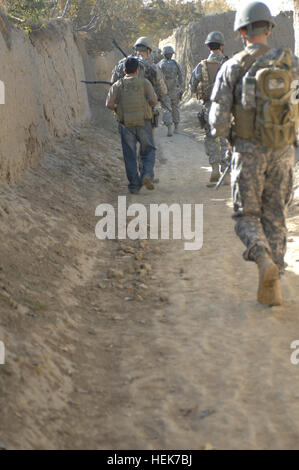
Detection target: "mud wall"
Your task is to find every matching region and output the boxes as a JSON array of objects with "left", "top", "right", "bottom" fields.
[
  {"left": 0, "top": 15, "right": 90, "bottom": 182},
  {"left": 76, "top": 36, "right": 120, "bottom": 129},
  {"left": 160, "top": 10, "right": 294, "bottom": 87}
]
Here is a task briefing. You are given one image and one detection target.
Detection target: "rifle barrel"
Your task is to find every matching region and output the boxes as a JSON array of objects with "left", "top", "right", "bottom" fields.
[
  {"left": 112, "top": 39, "right": 127, "bottom": 58},
  {"left": 81, "top": 80, "right": 112, "bottom": 85}
]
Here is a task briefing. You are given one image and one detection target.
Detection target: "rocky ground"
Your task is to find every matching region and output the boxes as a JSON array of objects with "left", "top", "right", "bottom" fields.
[{"left": 0, "top": 104, "right": 299, "bottom": 449}]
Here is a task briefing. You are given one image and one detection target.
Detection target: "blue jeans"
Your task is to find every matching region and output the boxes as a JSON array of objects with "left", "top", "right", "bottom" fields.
[{"left": 119, "top": 120, "right": 156, "bottom": 193}]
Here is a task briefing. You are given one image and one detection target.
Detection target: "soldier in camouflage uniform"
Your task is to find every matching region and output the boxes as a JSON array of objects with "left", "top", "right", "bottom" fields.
[
  {"left": 158, "top": 45, "right": 184, "bottom": 136},
  {"left": 209, "top": 1, "right": 299, "bottom": 306},
  {"left": 111, "top": 37, "right": 168, "bottom": 105},
  {"left": 189, "top": 31, "right": 230, "bottom": 186},
  {"left": 152, "top": 47, "right": 164, "bottom": 65}
]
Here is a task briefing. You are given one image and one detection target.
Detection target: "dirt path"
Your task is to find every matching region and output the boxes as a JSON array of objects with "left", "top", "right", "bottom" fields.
[{"left": 0, "top": 109, "right": 299, "bottom": 450}]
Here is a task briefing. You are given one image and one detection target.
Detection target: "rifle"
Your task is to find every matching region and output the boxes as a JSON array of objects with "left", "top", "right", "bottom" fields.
[
  {"left": 215, "top": 162, "right": 231, "bottom": 190},
  {"left": 81, "top": 80, "right": 112, "bottom": 86},
  {"left": 112, "top": 39, "right": 127, "bottom": 58}
]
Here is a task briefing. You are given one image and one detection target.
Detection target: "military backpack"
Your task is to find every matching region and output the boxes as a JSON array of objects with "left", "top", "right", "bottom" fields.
[
  {"left": 232, "top": 47, "right": 298, "bottom": 148},
  {"left": 197, "top": 57, "right": 227, "bottom": 102}
]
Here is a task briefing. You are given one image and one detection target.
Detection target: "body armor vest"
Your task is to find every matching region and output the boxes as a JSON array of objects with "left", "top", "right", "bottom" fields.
[{"left": 116, "top": 77, "right": 152, "bottom": 127}]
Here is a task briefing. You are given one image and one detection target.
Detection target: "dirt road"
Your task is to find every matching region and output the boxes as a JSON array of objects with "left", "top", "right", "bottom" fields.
[{"left": 0, "top": 107, "right": 299, "bottom": 450}]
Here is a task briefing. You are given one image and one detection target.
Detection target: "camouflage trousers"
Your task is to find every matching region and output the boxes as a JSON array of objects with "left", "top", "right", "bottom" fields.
[
  {"left": 161, "top": 92, "right": 180, "bottom": 126},
  {"left": 232, "top": 141, "right": 295, "bottom": 273},
  {"left": 203, "top": 104, "right": 229, "bottom": 167}
]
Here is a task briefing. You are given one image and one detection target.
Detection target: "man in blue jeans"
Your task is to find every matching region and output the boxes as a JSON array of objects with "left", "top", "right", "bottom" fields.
[{"left": 106, "top": 57, "right": 158, "bottom": 194}]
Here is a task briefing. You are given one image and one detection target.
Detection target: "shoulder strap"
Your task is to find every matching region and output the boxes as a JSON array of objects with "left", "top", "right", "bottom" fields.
[
  {"left": 201, "top": 59, "right": 209, "bottom": 81},
  {"left": 235, "top": 45, "right": 270, "bottom": 83}
]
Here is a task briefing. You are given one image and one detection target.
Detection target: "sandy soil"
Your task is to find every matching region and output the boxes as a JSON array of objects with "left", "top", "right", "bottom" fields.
[{"left": 0, "top": 105, "right": 299, "bottom": 450}]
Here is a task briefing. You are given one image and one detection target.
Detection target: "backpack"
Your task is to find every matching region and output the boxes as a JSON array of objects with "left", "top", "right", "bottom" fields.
[
  {"left": 233, "top": 47, "right": 298, "bottom": 147},
  {"left": 197, "top": 57, "right": 227, "bottom": 102}
]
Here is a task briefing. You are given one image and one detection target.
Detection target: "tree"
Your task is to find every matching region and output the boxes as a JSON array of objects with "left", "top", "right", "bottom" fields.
[{"left": 4, "top": 0, "right": 231, "bottom": 49}]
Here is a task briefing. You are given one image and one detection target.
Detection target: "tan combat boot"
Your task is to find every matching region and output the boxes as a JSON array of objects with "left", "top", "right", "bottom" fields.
[
  {"left": 210, "top": 164, "right": 220, "bottom": 182},
  {"left": 256, "top": 252, "right": 282, "bottom": 306},
  {"left": 206, "top": 164, "right": 220, "bottom": 187},
  {"left": 167, "top": 125, "right": 173, "bottom": 137}
]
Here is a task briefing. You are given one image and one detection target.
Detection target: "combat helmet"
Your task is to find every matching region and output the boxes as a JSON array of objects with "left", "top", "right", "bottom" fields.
[
  {"left": 162, "top": 45, "right": 175, "bottom": 56},
  {"left": 234, "top": 1, "right": 276, "bottom": 37},
  {"left": 204, "top": 31, "right": 225, "bottom": 46},
  {"left": 134, "top": 37, "right": 153, "bottom": 52}
]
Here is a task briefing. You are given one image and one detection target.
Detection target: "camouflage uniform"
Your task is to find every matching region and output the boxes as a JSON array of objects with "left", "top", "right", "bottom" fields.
[
  {"left": 189, "top": 52, "right": 229, "bottom": 167},
  {"left": 111, "top": 57, "right": 127, "bottom": 84},
  {"left": 111, "top": 54, "right": 168, "bottom": 100},
  {"left": 209, "top": 43, "right": 299, "bottom": 273},
  {"left": 158, "top": 57, "right": 184, "bottom": 126}
]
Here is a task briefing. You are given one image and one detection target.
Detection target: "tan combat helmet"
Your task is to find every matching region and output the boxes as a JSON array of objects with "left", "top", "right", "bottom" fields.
[
  {"left": 234, "top": 1, "right": 276, "bottom": 37},
  {"left": 134, "top": 37, "right": 153, "bottom": 52}
]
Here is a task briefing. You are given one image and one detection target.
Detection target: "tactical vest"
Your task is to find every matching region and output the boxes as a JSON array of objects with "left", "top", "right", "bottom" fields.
[
  {"left": 232, "top": 46, "right": 298, "bottom": 148},
  {"left": 197, "top": 58, "right": 225, "bottom": 102},
  {"left": 116, "top": 77, "right": 153, "bottom": 127}
]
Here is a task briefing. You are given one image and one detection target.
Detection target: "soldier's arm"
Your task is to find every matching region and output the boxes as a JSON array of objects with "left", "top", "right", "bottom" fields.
[
  {"left": 110, "top": 61, "right": 125, "bottom": 84},
  {"left": 176, "top": 62, "right": 184, "bottom": 87},
  {"left": 110, "top": 64, "right": 120, "bottom": 84},
  {"left": 106, "top": 82, "right": 120, "bottom": 110},
  {"left": 209, "top": 61, "right": 237, "bottom": 138},
  {"left": 144, "top": 79, "right": 158, "bottom": 107},
  {"left": 155, "top": 65, "right": 168, "bottom": 97},
  {"left": 110, "top": 68, "right": 118, "bottom": 84},
  {"left": 189, "top": 63, "right": 202, "bottom": 93}
]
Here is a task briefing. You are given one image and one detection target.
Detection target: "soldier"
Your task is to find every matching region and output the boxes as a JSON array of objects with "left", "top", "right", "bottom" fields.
[
  {"left": 152, "top": 47, "right": 164, "bottom": 64},
  {"left": 106, "top": 57, "right": 158, "bottom": 193},
  {"left": 158, "top": 45, "right": 184, "bottom": 136},
  {"left": 111, "top": 37, "right": 167, "bottom": 102},
  {"left": 189, "top": 31, "right": 230, "bottom": 186},
  {"left": 209, "top": 1, "right": 299, "bottom": 306}
]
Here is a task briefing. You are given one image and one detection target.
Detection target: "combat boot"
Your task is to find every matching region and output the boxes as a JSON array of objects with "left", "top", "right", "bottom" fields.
[
  {"left": 256, "top": 252, "right": 282, "bottom": 306},
  {"left": 210, "top": 163, "right": 220, "bottom": 182},
  {"left": 167, "top": 125, "right": 173, "bottom": 137},
  {"left": 206, "top": 164, "right": 220, "bottom": 187},
  {"left": 174, "top": 123, "right": 179, "bottom": 134}
]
